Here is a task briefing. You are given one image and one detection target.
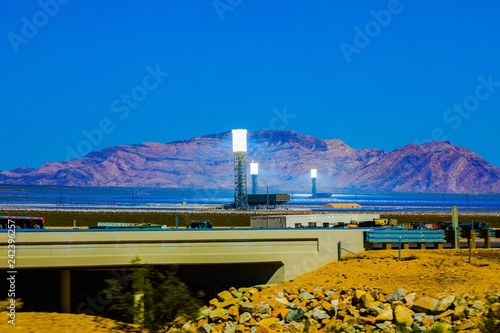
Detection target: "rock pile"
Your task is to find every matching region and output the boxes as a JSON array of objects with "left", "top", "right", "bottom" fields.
[{"left": 170, "top": 285, "right": 500, "bottom": 333}]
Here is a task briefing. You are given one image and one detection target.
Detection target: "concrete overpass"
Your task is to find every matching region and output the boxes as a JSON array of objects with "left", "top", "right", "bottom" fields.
[{"left": 0, "top": 228, "right": 364, "bottom": 312}]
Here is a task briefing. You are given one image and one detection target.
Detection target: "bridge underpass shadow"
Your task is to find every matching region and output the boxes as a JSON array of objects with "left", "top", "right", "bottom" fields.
[{"left": 4, "top": 262, "right": 284, "bottom": 314}]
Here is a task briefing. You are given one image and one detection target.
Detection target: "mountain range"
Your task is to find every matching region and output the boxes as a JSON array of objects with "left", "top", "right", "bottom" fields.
[{"left": 1, "top": 130, "right": 499, "bottom": 194}]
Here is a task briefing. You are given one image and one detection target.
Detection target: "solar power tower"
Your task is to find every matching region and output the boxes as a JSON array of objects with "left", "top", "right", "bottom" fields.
[
  {"left": 311, "top": 168, "right": 317, "bottom": 197},
  {"left": 232, "top": 129, "right": 248, "bottom": 209},
  {"left": 250, "top": 161, "right": 258, "bottom": 194}
]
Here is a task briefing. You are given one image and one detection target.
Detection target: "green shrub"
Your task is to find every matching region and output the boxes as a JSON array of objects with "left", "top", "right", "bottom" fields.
[{"left": 104, "top": 257, "right": 203, "bottom": 332}]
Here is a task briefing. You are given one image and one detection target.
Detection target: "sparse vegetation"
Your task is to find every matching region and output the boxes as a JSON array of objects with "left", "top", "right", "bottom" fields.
[{"left": 104, "top": 257, "right": 203, "bottom": 332}]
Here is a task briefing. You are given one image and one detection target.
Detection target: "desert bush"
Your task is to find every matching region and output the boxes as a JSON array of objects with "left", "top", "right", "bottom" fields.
[{"left": 104, "top": 257, "right": 203, "bottom": 332}]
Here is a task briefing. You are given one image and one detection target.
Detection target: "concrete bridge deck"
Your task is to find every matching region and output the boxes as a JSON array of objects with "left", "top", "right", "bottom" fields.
[{"left": 1, "top": 228, "right": 364, "bottom": 312}]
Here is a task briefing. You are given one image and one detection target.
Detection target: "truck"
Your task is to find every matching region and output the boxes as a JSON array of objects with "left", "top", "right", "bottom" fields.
[
  {"left": 188, "top": 220, "right": 213, "bottom": 228},
  {"left": 0, "top": 216, "right": 46, "bottom": 229}
]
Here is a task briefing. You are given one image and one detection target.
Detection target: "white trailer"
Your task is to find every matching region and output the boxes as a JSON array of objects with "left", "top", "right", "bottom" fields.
[{"left": 250, "top": 213, "right": 380, "bottom": 228}]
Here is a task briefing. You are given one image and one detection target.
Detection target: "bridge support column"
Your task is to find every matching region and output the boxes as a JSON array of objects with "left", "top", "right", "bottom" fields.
[{"left": 60, "top": 270, "right": 71, "bottom": 313}]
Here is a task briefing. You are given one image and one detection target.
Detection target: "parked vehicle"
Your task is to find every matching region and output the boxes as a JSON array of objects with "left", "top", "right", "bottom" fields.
[
  {"left": 0, "top": 216, "right": 45, "bottom": 229},
  {"left": 189, "top": 220, "right": 213, "bottom": 228}
]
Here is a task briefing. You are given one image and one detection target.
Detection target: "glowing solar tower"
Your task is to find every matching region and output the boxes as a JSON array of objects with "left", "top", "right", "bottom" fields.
[
  {"left": 311, "top": 168, "right": 317, "bottom": 197},
  {"left": 232, "top": 129, "right": 248, "bottom": 209},
  {"left": 250, "top": 161, "right": 259, "bottom": 194}
]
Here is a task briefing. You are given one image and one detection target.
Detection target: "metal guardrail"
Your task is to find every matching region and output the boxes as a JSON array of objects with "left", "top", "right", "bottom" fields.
[
  {"left": 365, "top": 229, "right": 445, "bottom": 243},
  {"left": 90, "top": 222, "right": 164, "bottom": 229}
]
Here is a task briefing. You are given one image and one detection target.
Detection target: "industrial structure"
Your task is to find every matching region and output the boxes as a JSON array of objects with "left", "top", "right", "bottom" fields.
[
  {"left": 250, "top": 213, "right": 380, "bottom": 228},
  {"left": 232, "top": 129, "right": 248, "bottom": 209},
  {"left": 311, "top": 168, "right": 317, "bottom": 197},
  {"left": 250, "top": 161, "right": 258, "bottom": 194},
  {"left": 247, "top": 193, "right": 290, "bottom": 209},
  {"left": 231, "top": 129, "right": 290, "bottom": 210}
]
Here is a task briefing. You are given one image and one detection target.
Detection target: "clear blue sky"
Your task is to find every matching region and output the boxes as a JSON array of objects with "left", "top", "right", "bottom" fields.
[{"left": 2, "top": 0, "right": 500, "bottom": 171}]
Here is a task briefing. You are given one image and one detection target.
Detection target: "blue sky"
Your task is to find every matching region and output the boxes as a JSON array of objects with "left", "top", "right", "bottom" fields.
[{"left": 1, "top": 0, "right": 500, "bottom": 171}]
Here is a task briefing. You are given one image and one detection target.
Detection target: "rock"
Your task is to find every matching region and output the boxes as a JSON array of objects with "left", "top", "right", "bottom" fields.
[
  {"left": 223, "top": 322, "right": 236, "bottom": 333},
  {"left": 361, "top": 292, "right": 377, "bottom": 307},
  {"left": 436, "top": 309, "right": 454, "bottom": 320},
  {"left": 257, "top": 317, "right": 279, "bottom": 328},
  {"left": 255, "top": 302, "right": 272, "bottom": 316},
  {"left": 404, "top": 292, "right": 416, "bottom": 307},
  {"left": 456, "top": 321, "right": 475, "bottom": 331},
  {"left": 183, "top": 322, "right": 198, "bottom": 333},
  {"left": 304, "top": 318, "right": 319, "bottom": 333},
  {"left": 375, "top": 305, "right": 393, "bottom": 322},
  {"left": 285, "top": 307, "right": 305, "bottom": 323},
  {"left": 227, "top": 306, "right": 239, "bottom": 319},
  {"left": 239, "top": 303, "right": 254, "bottom": 314},
  {"left": 412, "top": 297, "right": 439, "bottom": 313},
  {"left": 454, "top": 305, "right": 466, "bottom": 318},
  {"left": 298, "top": 292, "right": 315, "bottom": 301},
  {"left": 366, "top": 306, "right": 382, "bottom": 316},
  {"left": 321, "top": 300, "right": 331, "bottom": 312},
  {"left": 311, "top": 308, "right": 330, "bottom": 321},
  {"left": 198, "top": 323, "right": 213, "bottom": 333},
  {"left": 209, "top": 308, "right": 228, "bottom": 322},
  {"left": 453, "top": 295, "right": 468, "bottom": 308},
  {"left": 375, "top": 322, "right": 390, "bottom": 330},
  {"left": 283, "top": 321, "right": 305, "bottom": 333},
  {"left": 197, "top": 306, "right": 211, "bottom": 320},
  {"left": 274, "top": 308, "right": 290, "bottom": 320},
  {"left": 254, "top": 284, "right": 278, "bottom": 291},
  {"left": 487, "top": 302, "right": 500, "bottom": 319},
  {"left": 421, "top": 316, "right": 434, "bottom": 328},
  {"left": 218, "top": 291, "right": 234, "bottom": 302},
  {"left": 394, "top": 305, "right": 414, "bottom": 327},
  {"left": 276, "top": 295, "right": 289, "bottom": 305},
  {"left": 357, "top": 316, "right": 376, "bottom": 326},
  {"left": 388, "top": 288, "right": 407, "bottom": 303},
  {"left": 238, "top": 312, "right": 252, "bottom": 324},
  {"left": 219, "top": 298, "right": 239, "bottom": 309},
  {"left": 355, "top": 289, "right": 367, "bottom": 300},
  {"left": 468, "top": 300, "right": 486, "bottom": 316},
  {"left": 435, "top": 296, "right": 455, "bottom": 313},
  {"left": 343, "top": 315, "right": 356, "bottom": 325}
]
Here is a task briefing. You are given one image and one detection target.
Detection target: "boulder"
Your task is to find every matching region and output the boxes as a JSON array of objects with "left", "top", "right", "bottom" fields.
[
  {"left": 388, "top": 288, "right": 407, "bottom": 303},
  {"left": 298, "top": 292, "right": 315, "bottom": 301},
  {"left": 257, "top": 317, "right": 280, "bottom": 328},
  {"left": 218, "top": 291, "right": 234, "bottom": 302},
  {"left": 375, "top": 305, "right": 393, "bottom": 322},
  {"left": 304, "top": 318, "right": 319, "bottom": 333},
  {"left": 394, "top": 305, "right": 414, "bottom": 327},
  {"left": 238, "top": 312, "right": 252, "bottom": 324},
  {"left": 412, "top": 297, "right": 439, "bottom": 313},
  {"left": 209, "top": 308, "right": 228, "bottom": 322},
  {"left": 283, "top": 321, "right": 305, "bottom": 333},
  {"left": 435, "top": 296, "right": 455, "bottom": 313},
  {"left": 285, "top": 307, "right": 305, "bottom": 323}
]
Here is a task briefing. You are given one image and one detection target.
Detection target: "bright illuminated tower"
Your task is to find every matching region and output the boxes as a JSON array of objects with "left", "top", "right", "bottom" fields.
[
  {"left": 250, "top": 161, "right": 258, "bottom": 194},
  {"left": 311, "top": 168, "right": 317, "bottom": 197},
  {"left": 232, "top": 129, "right": 248, "bottom": 209}
]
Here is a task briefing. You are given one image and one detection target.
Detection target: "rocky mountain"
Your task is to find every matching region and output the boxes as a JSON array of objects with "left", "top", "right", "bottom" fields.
[{"left": 1, "top": 130, "right": 499, "bottom": 194}]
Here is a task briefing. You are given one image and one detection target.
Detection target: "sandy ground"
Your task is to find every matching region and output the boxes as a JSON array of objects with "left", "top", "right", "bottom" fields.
[{"left": 1, "top": 248, "right": 499, "bottom": 332}]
